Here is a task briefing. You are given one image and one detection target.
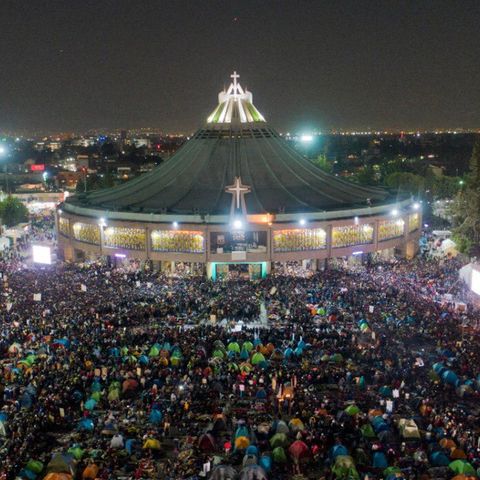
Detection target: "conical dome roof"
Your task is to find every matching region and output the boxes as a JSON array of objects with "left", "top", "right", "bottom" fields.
[{"left": 68, "top": 72, "right": 389, "bottom": 219}]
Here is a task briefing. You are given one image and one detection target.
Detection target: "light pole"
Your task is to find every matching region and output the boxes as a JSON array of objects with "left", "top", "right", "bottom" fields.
[{"left": 0, "top": 145, "right": 7, "bottom": 194}]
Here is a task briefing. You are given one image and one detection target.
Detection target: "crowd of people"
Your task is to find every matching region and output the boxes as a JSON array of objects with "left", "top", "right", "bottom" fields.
[{"left": 0, "top": 235, "right": 480, "bottom": 480}]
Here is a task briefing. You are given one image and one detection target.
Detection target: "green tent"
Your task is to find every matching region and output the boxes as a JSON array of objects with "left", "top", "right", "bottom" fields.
[
  {"left": 212, "top": 349, "right": 225, "bottom": 359},
  {"left": 68, "top": 445, "right": 85, "bottom": 460},
  {"left": 272, "top": 446, "right": 287, "bottom": 463},
  {"left": 270, "top": 433, "right": 288, "bottom": 448},
  {"left": 383, "top": 466, "right": 402, "bottom": 477},
  {"left": 25, "top": 460, "right": 43, "bottom": 474},
  {"left": 449, "top": 460, "right": 476, "bottom": 475},
  {"left": 108, "top": 389, "right": 120, "bottom": 402},
  {"left": 227, "top": 342, "right": 241, "bottom": 353},
  {"left": 91, "top": 391, "right": 102, "bottom": 402},
  {"left": 345, "top": 405, "right": 360, "bottom": 416},
  {"left": 360, "top": 424, "right": 376, "bottom": 438},
  {"left": 331, "top": 353, "right": 344, "bottom": 363},
  {"left": 148, "top": 346, "right": 160, "bottom": 357},
  {"left": 332, "top": 455, "right": 360, "bottom": 480},
  {"left": 251, "top": 352, "right": 266, "bottom": 365},
  {"left": 243, "top": 341, "right": 254, "bottom": 352}
]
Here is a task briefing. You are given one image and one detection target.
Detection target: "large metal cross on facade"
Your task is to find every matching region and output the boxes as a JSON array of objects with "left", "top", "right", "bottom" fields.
[{"left": 225, "top": 176, "right": 251, "bottom": 216}]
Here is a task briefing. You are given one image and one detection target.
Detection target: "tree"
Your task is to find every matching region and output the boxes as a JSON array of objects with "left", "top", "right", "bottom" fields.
[
  {"left": 0, "top": 196, "right": 29, "bottom": 227},
  {"left": 313, "top": 153, "right": 332, "bottom": 173},
  {"left": 450, "top": 139, "right": 480, "bottom": 254},
  {"left": 384, "top": 172, "right": 425, "bottom": 196}
]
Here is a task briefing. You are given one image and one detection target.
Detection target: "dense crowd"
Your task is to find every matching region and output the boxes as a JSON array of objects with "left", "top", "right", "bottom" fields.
[{"left": 0, "top": 244, "right": 480, "bottom": 480}]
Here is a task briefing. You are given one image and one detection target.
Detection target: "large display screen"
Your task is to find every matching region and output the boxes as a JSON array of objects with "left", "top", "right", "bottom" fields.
[{"left": 471, "top": 268, "right": 480, "bottom": 296}]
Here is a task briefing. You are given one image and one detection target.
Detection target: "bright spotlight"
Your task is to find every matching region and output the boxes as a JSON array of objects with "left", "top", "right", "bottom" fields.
[
  {"left": 172, "top": 221, "right": 179, "bottom": 229},
  {"left": 391, "top": 209, "right": 399, "bottom": 217},
  {"left": 300, "top": 134, "right": 313, "bottom": 143},
  {"left": 0, "top": 146, "right": 5, "bottom": 155},
  {"left": 354, "top": 216, "right": 359, "bottom": 224},
  {"left": 413, "top": 203, "right": 420, "bottom": 210},
  {"left": 299, "top": 218, "right": 306, "bottom": 226},
  {"left": 32, "top": 245, "right": 52, "bottom": 265},
  {"left": 98, "top": 217, "right": 107, "bottom": 227},
  {"left": 233, "top": 218, "right": 243, "bottom": 230}
]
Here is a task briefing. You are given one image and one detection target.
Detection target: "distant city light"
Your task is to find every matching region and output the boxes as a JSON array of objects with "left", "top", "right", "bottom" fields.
[{"left": 300, "top": 134, "right": 313, "bottom": 143}]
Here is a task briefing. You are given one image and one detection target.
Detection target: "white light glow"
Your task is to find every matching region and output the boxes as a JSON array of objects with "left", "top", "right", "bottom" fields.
[
  {"left": 413, "top": 203, "right": 420, "bottom": 210},
  {"left": 300, "top": 134, "right": 313, "bottom": 143},
  {"left": 32, "top": 245, "right": 52, "bottom": 265},
  {"left": 472, "top": 269, "right": 480, "bottom": 296},
  {"left": 233, "top": 219, "right": 243, "bottom": 230},
  {"left": 299, "top": 218, "right": 306, "bottom": 226},
  {"left": 99, "top": 217, "right": 107, "bottom": 227},
  {"left": 391, "top": 209, "right": 399, "bottom": 216},
  {"left": 173, "top": 221, "right": 179, "bottom": 229}
]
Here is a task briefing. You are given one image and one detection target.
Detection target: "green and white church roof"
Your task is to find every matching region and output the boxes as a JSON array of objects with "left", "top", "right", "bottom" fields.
[{"left": 207, "top": 71, "right": 266, "bottom": 124}]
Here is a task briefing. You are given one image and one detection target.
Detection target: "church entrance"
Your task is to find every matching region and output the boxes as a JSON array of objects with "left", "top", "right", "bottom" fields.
[{"left": 209, "top": 262, "right": 268, "bottom": 281}]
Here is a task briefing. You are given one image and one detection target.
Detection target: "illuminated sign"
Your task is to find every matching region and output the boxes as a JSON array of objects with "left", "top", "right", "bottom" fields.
[{"left": 31, "top": 164, "right": 45, "bottom": 172}]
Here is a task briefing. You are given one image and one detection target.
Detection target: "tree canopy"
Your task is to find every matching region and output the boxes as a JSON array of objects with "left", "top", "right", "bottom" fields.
[{"left": 0, "top": 196, "right": 29, "bottom": 227}]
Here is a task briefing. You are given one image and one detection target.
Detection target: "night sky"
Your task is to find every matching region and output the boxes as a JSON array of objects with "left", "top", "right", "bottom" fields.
[{"left": 1, "top": 0, "right": 480, "bottom": 134}]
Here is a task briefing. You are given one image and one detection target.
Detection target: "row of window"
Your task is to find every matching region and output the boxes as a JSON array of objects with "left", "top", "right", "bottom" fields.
[{"left": 63, "top": 214, "right": 420, "bottom": 252}]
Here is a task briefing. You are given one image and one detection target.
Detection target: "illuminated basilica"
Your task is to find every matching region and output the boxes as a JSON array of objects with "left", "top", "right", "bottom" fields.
[{"left": 57, "top": 73, "right": 421, "bottom": 278}]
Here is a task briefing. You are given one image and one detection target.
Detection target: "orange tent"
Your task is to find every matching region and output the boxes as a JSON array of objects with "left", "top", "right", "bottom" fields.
[
  {"left": 82, "top": 464, "right": 99, "bottom": 479},
  {"left": 440, "top": 438, "right": 456, "bottom": 449},
  {"left": 43, "top": 474, "right": 73, "bottom": 480},
  {"left": 450, "top": 448, "right": 467, "bottom": 460}
]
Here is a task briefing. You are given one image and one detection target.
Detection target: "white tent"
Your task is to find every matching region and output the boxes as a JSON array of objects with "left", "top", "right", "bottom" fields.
[
  {"left": 440, "top": 238, "right": 457, "bottom": 257},
  {"left": 0, "top": 237, "right": 10, "bottom": 251}
]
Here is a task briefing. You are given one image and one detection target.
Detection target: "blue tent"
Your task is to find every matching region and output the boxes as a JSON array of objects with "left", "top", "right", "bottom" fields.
[
  {"left": 78, "top": 418, "right": 94, "bottom": 431},
  {"left": 442, "top": 370, "right": 459, "bottom": 386},
  {"left": 20, "top": 392, "right": 33, "bottom": 409},
  {"left": 84, "top": 398, "right": 97, "bottom": 410},
  {"left": 246, "top": 445, "right": 259, "bottom": 456},
  {"left": 330, "top": 444, "right": 348, "bottom": 459},
  {"left": 373, "top": 451, "right": 388, "bottom": 468},
  {"left": 430, "top": 451, "right": 450, "bottom": 467},
  {"left": 125, "top": 438, "right": 136, "bottom": 454},
  {"left": 138, "top": 355, "right": 149, "bottom": 366},
  {"left": 259, "top": 455, "right": 272, "bottom": 472},
  {"left": 149, "top": 409, "right": 162, "bottom": 425}
]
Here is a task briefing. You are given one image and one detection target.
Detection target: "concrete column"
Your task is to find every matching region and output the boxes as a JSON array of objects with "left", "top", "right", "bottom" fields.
[
  {"left": 145, "top": 227, "right": 151, "bottom": 259},
  {"left": 326, "top": 224, "right": 333, "bottom": 259},
  {"left": 206, "top": 262, "right": 215, "bottom": 280},
  {"left": 264, "top": 261, "right": 272, "bottom": 275}
]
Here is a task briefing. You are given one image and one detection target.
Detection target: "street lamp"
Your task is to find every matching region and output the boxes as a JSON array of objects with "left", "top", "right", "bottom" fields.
[{"left": 0, "top": 145, "right": 8, "bottom": 193}]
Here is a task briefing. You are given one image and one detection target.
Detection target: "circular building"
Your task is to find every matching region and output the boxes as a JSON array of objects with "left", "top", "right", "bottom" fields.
[{"left": 58, "top": 72, "right": 421, "bottom": 278}]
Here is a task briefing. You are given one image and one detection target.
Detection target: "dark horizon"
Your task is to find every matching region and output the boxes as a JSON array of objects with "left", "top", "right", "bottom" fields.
[{"left": 1, "top": 0, "right": 479, "bottom": 134}]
